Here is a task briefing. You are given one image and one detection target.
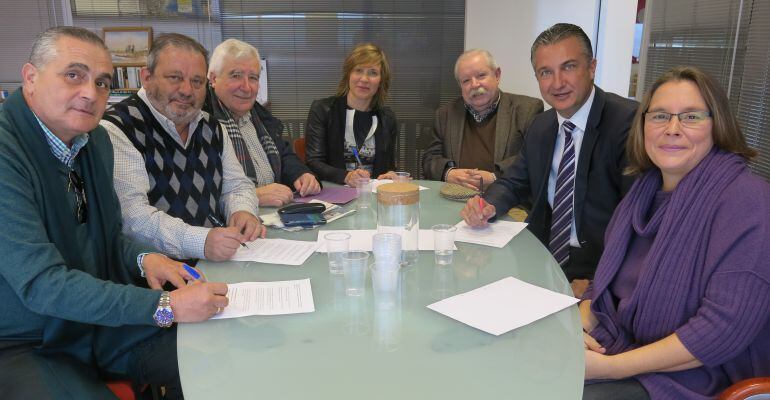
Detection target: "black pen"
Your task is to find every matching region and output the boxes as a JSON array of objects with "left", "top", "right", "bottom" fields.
[{"left": 207, "top": 214, "right": 250, "bottom": 249}]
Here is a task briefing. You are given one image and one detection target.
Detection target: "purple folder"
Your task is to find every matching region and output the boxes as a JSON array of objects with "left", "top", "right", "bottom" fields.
[{"left": 293, "top": 186, "right": 358, "bottom": 204}]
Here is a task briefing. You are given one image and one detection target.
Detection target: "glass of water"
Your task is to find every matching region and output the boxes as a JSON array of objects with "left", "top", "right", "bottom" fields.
[
  {"left": 325, "top": 232, "right": 351, "bottom": 274},
  {"left": 432, "top": 224, "right": 457, "bottom": 265},
  {"left": 343, "top": 251, "right": 370, "bottom": 296}
]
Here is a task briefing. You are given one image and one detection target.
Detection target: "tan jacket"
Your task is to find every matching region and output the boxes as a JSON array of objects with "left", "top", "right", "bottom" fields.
[{"left": 422, "top": 91, "right": 543, "bottom": 180}]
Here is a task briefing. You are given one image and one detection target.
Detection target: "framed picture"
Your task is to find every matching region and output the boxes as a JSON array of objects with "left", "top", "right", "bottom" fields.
[{"left": 102, "top": 27, "right": 153, "bottom": 66}]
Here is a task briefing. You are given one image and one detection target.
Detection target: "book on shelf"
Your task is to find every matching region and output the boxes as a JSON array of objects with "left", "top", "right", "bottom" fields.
[{"left": 111, "top": 66, "right": 142, "bottom": 90}]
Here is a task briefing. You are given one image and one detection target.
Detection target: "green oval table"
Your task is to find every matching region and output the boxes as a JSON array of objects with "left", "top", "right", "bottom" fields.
[{"left": 178, "top": 180, "right": 584, "bottom": 399}]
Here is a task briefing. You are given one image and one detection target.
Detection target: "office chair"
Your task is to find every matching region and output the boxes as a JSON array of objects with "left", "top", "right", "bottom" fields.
[{"left": 719, "top": 378, "right": 770, "bottom": 400}]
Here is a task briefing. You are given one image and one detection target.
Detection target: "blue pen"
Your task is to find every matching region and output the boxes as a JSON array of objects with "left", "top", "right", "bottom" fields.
[
  {"left": 183, "top": 263, "right": 201, "bottom": 280},
  {"left": 207, "top": 214, "right": 250, "bottom": 249},
  {"left": 350, "top": 146, "right": 364, "bottom": 168}
]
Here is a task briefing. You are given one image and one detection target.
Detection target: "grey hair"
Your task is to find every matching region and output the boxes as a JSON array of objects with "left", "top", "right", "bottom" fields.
[
  {"left": 454, "top": 49, "right": 498, "bottom": 81},
  {"left": 29, "top": 26, "right": 108, "bottom": 69},
  {"left": 208, "top": 38, "right": 261, "bottom": 77},
  {"left": 530, "top": 23, "right": 593, "bottom": 68},
  {"left": 147, "top": 33, "right": 208, "bottom": 73}
]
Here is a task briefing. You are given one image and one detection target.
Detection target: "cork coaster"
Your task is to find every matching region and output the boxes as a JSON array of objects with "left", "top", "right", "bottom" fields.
[
  {"left": 507, "top": 207, "right": 528, "bottom": 222},
  {"left": 439, "top": 183, "right": 479, "bottom": 201}
]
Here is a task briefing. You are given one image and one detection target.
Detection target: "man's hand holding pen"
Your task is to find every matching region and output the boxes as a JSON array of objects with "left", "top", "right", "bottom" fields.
[{"left": 203, "top": 211, "right": 265, "bottom": 261}]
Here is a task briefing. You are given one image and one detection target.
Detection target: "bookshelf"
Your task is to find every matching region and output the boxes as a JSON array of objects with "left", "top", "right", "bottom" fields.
[{"left": 112, "top": 66, "right": 142, "bottom": 91}]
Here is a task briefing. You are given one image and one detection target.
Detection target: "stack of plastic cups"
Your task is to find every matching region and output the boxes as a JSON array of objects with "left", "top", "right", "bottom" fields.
[
  {"left": 371, "top": 233, "right": 401, "bottom": 307},
  {"left": 372, "top": 232, "right": 402, "bottom": 270}
]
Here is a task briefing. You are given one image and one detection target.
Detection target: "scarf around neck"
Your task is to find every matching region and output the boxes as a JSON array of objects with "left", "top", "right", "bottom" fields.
[
  {"left": 208, "top": 88, "right": 281, "bottom": 185},
  {"left": 589, "top": 149, "right": 747, "bottom": 353}
]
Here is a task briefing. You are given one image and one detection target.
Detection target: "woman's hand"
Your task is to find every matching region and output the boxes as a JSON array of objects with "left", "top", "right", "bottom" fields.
[
  {"left": 579, "top": 300, "right": 599, "bottom": 333},
  {"left": 345, "top": 169, "right": 371, "bottom": 187},
  {"left": 583, "top": 331, "right": 606, "bottom": 353}
]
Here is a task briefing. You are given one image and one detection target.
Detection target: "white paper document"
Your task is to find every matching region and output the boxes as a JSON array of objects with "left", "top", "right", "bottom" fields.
[
  {"left": 212, "top": 279, "right": 315, "bottom": 319},
  {"left": 427, "top": 276, "right": 578, "bottom": 336},
  {"left": 453, "top": 220, "right": 528, "bottom": 248},
  {"left": 231, "top": 238, "right": 319, "bottom": 265},
  {"left": 370, "top": 179, "right": 429, "bottom": 193},
  {"left": 315, "top": 229, "right": 455, "bottom": 252}
]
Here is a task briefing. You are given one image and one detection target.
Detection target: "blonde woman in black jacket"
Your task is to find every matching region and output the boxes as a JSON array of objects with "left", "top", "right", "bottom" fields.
[{"left": 305, "top": 43, "right": 397, "bottom": 186}]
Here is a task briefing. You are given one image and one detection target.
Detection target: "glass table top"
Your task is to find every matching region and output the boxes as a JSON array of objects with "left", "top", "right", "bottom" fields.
[{"left": 177, "top": 180, "right": 584, "bottom": 399}]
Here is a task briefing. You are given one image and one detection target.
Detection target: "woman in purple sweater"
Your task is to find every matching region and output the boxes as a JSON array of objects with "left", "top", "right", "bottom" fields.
[{"left": 580, "top": 66, "right": 770, "bottom": 400}]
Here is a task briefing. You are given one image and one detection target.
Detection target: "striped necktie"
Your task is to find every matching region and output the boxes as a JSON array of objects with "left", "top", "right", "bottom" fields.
[{"left": 549, "top": 120, "right": 576, "bottom": 267}]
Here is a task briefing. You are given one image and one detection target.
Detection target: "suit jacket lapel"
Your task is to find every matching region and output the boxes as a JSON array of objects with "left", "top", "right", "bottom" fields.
[
  {"left": 448, "top": 100, "right": 466, "bottom": 161},
  {"left": 535, "top": 111, "right": 560, "bottom": 208},
  {"left": 573, "top": 86, "right": 605, "bottom": 236},
  {"left": 494, "top": 93, "right": 512, "bottom": 163}
]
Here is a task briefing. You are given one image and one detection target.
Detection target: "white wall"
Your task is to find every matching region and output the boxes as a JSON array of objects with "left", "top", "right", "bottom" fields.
[
  {"left": 465, "top": 0, "right": 636, "bottom": 102},
  {"left": 595, "top": 0, "right": 637, "bottom": 97}
]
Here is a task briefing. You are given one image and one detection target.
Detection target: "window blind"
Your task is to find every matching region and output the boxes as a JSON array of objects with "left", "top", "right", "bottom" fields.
[
  {"left": 218, "top": 0, "right": 465, "bottom": 177},
  {"left": 734, "top": 1, "right": 770, "bottom": 180},
  {"left": 0, "top": 0, "right": 67, "bottom": 92},
  {"left": 641, "top": 0, "right": 770, "bottom": 180}
]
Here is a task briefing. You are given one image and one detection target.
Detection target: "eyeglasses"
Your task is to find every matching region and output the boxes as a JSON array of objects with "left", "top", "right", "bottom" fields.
[
  {"left": 644, "top": 111, "right": 712, "bottom": 127},
  {"left": 67, "top": 170, "right": 88, "bottom": 223}
]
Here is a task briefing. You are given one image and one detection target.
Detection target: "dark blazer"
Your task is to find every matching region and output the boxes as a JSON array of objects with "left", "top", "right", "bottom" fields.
[
  {"left": 204, "top": 89, "right": 312, "bottom": 187},
  {"left": 422, "top": 91, "right": 544, "bottom": 180},
  {"left": 305, "top": 95, "right": 397, "bottom": 184},
  {"left": 484, "top": 86, "right": 638, "bottom": 280}
]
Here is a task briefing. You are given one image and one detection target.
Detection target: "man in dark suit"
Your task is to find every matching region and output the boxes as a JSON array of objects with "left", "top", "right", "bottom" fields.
[
  {"left": 461, "top": 23, "right": 638, "bottom": 297},
  {"left": 423, "top": 49, "right": 543, "bottom": 189}
]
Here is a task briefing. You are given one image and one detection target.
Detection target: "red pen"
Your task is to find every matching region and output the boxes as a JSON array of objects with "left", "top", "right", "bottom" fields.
[{"left": 478, "top": 176, "right": 484, "bottom": 214}]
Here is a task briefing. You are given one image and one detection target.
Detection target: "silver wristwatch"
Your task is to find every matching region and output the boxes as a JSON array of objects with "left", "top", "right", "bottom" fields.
[{"left": 152, "top": 291, "right": 174, "bottom": 328}]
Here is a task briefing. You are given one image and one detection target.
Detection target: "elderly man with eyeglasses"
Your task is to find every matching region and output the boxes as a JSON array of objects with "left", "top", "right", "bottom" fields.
[{"left": 101, "top": 33, "right": 265, "bottom": 264}]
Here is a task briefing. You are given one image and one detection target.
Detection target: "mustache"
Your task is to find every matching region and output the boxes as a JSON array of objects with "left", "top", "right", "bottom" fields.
[
  {"left": 170, "top": 93, "right": 194, "bottom": 104},
  {"left": 470, "top": 87, "right": 488, "bottom": 97}
]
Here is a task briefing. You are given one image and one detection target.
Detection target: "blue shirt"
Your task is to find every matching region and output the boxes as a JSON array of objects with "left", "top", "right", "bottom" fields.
[{"left": 34, "top": 114, "right": 89, "bottom": 167}]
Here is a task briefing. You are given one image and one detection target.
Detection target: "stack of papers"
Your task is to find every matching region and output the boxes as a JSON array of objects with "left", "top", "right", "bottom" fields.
[
  {"left": 427, "top": 277, "right": 578, "bottom": 335},
  {"left": 453, "top": 220, "right": 528, "bottom": 248},
  {"left": 212, "top": 279, "right": 315, "bottom": 319},
  {"left": 232, "top": 238, "right": 319, "bottom": 265}
]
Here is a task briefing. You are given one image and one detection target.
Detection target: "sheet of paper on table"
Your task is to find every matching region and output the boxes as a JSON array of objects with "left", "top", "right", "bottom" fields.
[
  {"left": 370, "top": 179, "right": 429, "bottom": 193},
  {"left": 453, "top": 220, "right": 528, "bottom": 248},
  {"left": 231, "top": 238, "right": 319, "bottom": 265},
  {"left": 315, "top": 229, "right": 456, "bottom": 252},
  {"left": 427, "top": 276, "right": 578, "bottom": 336},
  {"left": 211, "top": 279, "right": 315, "bottom": 319}
]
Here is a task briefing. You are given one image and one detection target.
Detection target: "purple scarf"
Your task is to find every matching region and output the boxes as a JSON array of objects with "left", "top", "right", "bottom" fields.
[{"left": 589, "top": 149, "right": 747, "bottom": 353}]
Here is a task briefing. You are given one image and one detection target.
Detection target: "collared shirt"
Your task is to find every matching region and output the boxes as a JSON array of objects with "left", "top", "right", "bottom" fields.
[
  {"left": 547, "top": 87, "right": 596, "bottom": 248},
  {"left": 100, "top": 88, "right": 259, "bottom": 260},
  {"left": 34, "top": 114, "right": 89, "bottom": 168},
  {"left": 464, "top": 92, "right": 501, "bottom": 123}
]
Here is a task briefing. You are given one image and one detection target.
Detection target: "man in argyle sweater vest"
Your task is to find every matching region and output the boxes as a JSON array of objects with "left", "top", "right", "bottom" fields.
[{"left": 101, "top": 33, "right": 265, "bottom": 262}]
